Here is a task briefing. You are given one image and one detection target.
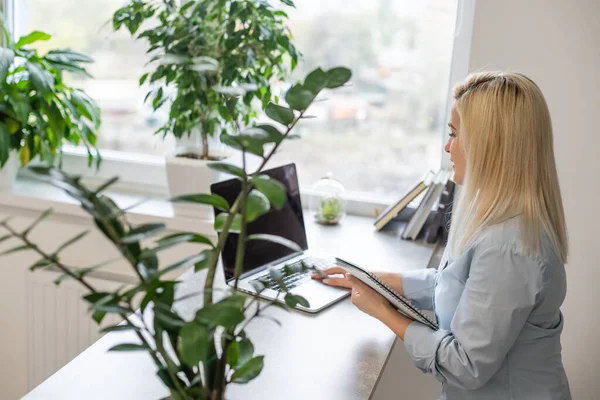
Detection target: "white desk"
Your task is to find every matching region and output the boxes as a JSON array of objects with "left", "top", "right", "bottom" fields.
[{"left": 22, "top": 214, "right": 437, "bottom": 400}]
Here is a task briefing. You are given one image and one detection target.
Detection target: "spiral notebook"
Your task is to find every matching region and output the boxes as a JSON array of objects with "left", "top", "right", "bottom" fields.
[{"left": 335, "top": 258, "right": 438, "bottom": 330}]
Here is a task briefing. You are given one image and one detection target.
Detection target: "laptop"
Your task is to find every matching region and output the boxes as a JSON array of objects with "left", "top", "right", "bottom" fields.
[{"left": 210, "top": 163, "right": 350, "bottom": 313}]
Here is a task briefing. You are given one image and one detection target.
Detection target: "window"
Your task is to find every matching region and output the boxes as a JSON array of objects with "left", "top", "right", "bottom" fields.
[{"left": 13, "top": 0, "right": 460, "bottom": 203}]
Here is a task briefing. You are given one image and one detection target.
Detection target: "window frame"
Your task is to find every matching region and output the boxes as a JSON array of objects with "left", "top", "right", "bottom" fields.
[{"left": 7, "top": 0, "right": 475, "bottom": 217}]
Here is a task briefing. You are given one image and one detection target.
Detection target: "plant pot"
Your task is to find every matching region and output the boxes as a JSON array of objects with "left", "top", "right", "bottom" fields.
[
  {"left": 0, "top": 151, "right": 20, "bottom": 191},
  {"left": 166, "top": 146, "right": 233, "bottom": 219}
]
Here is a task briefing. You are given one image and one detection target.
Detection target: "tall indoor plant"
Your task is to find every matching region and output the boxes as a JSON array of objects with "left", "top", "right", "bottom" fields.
[
  {"left": 0, "top": 24, "right": 101, "bottom": 188},
  {"left": 0, "top": 66, "right": 351, "bottom": 400},
  {"left": 112, "top": 0, "right": 299, "bottom": 217}
]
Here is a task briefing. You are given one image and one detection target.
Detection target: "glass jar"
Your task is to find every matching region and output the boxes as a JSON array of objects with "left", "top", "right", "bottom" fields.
[{"left": 311, "top": 172, "right": 347, "bottom": 225}]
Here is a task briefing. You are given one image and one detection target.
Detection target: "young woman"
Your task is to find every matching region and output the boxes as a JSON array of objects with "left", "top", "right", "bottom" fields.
[{"left": 314, "top": 72, "right": 571, "bottom": 399}]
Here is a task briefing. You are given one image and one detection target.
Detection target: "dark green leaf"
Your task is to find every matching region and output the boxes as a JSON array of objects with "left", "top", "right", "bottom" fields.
[
  {"left": 92, "top": 311, "right": 106, "bottom": 324},
  {"left": 254, "top": 125, "right": 284, "bottom": 144},
  {"left": 108, "top": 343, "right": 148, "bottom": 352},
  {"left": 29, "top": 258, "right": 54, "bottom": 271},
  {"left": 0, "top": 244, "right": 31, "bottom": 256},
  {"left": 177, "top": 322, "right": 210, "bottom": 367},
  {"left": 208, "top": 162, "right": 245, "bottom": 178},
  {"left": 0, "top": 123, "right": 10, "bottom": 167},
  {"left": 265, "top": 103, "right": 294, "bottom": 126},
  {"left": 15, "top": 31, "right": 52, "bottom": 49},
  {"left": 95, "top": 176, "right": 119, "bottom": 194},
  {"left": 121, "top": 223, "right": 166, "bottom": 244},
  {"left": 139, "top": 73, "right": 149, "bottom": 86},
  {"left": 280, "top": 0, "right": 296, "bottom": 7},
  {"left": 227, "top": 340, "right": 240, "bottom": 368},
  {"left": 231, "top": 356, "right": 264, "bottom": 384},
  {"left": 0, "top": 48, "right": 15, "bottom": 82},
  {"left": 304, "top": 68, "right": 329, "bottom": 93},
  {"left": 247, "top": 234, "right": 301, "bottom": 252},
  {"left": 214, "top": 213, "right": 242, "bottom": 233},
  {"left": 26, "top": 62, "right": 55, "bottom": 94},
  {"left": 55, "top": 230, "right": 89, "bottom": 253},
  {"left": 246, "top": 190, "right": 270, "bottom": 223},
  {"left": 285, "top": 293, "right": 310, "bottom": 308},
  {"left": 325, "top": 67, "right": 352, "bottom": 89},
  {"left": 159, "top": 251, "right": 211, "bottom": 277},
  {"left": 99, "top": 324, "right": 141, "bottom": 334},
  {"left": 93, "top": 304, "right": 131, "bottom": 314},
  {"left": 285, "top": 84, "right": 315, "bottom": 111},
  {"left": 252, "top": 175, "right": 286, "bottom": 209},
  {"left": 153, "top": 303, "right": 186, "bottom": 331},
  {"left": 171, "top": 194, "right": 229, "bottom": 212},
  {"left": 157, "top": 232, "right": 214, "bottom": 249},
  {"left": 220, "top": 134, "right": 265, "bottom": 157},
  {"left": 237, "top": 338, "right": 254, "bottom": 368},
  {"left": 44, "top": 49, "right": 94, "bottom": 64}
]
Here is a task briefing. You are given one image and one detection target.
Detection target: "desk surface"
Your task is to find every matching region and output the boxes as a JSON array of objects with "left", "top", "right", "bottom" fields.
[{"left": 23, "top": 214, "right": 436, "bottom": 400}]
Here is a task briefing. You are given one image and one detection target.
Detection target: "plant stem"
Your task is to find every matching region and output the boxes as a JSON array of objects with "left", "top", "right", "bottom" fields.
[
  {"left": 201, "top": 127, "right": 209, "bottom": 160},
  {"left": 233, "top": 152, "right": 248, "bottom": 289}
]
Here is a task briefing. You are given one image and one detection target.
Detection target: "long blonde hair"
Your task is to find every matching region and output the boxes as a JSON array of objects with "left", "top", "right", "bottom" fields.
[{"left": 448, "top": 71, "right": 568, "bottom": 263}]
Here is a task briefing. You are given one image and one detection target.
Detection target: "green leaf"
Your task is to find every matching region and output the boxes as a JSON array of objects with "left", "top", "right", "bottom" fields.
[
  {"left": 253, "top": 125, "right": 284, "bottom": 144},
  {"left": 246, "top": 190, "right": 270, "bottom": 223},
  {"left": 108, "top": 343, "right": 148, "bottom": 352},
  {"left": 157, "top": 232, "right": 213, "bottom": 249},
  {"left": 265, "top": 103, "right": 294, "bottom": 126},
  {"left": 171, "top": 194, "right": 229, "bottom": 212},
  {"left": 285, "top": 84, "right": 315, "bottom": 111},
  {"left": 304, "top": 68, "right": 329, "bottom": 94},
  {"left": 0, "top": 48, "right": 15, "bottom": 83},
  {"left": 177, "top": 322, "right": 210, "bottom": 367},
  {"left": 99, "top": 324, "right": 141, "bottom": 334},
  {"left": 44, "top": 49, "right": 94, "bottom": 64},
  {"left": 0, "top": 123, "right": 11, "bottom": 167},
  {"left": 26, "top": 62, "right": 55, "bottom": 94},
  {"left": 227, "top": 340, "right": 240, "bottom": 368},
  {"left": 139, "top": 73, "right": 149, "bottom": 86},
  {"left": 15, "top": 31, "right": 52, "bottom": 49},
  {"left": 153, "top": 303, "right": 186, "bottom": 331},
  {"left": 214, "top": 213, "right": 242, "bottom": 233},
  {"left": 220, "top": 134, "right": 265, "bottom": 157},
  {"left": 55, "top": 230, "right": 89, "bottom": 253},
  {"left": 0, "top": 244, "right": 31, "bottom": 256},
  {"left": 29, "top": 258, "right": 53, "bottom": 271},
  {"left": 285, "top": 293, "right": 310, "bottom": 308},
  {"left": 93, "top": 304, "right": 131, "bottom": 314},
  {"left": 247, "top": 234, "right": 301, "bottom": 252},
  {"left": 121, "top": 223, "right": 166, "bottom": 244},
  {"left": 92, "top": 311, "right": 106, "bottom": 324},
  {"left": 94, "top": 176, "right": 119, "bottom": 193},
  {"left": 325, "top": 67, "right": 352, "bottom": 89},
  {"left": 231, "top": 356, "right": 264, "bottom": 384},
  {"left": 252, "top": 175, "right": 286, "bottom": 209},
  {"left": 159, "top": 251, "right": 211, "bottom": 277},
  {"left": 237, "top": 338, "right": 254, "bottom": 368},
  {"left": 208, "top": 162, "right": 245, "bottom": 178},
  {"left": 280, "top": 0, "right": 296, "bottom": 7}
]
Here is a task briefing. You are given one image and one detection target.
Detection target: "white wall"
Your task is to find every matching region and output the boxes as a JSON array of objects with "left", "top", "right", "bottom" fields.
[{"left": 468, "top": 0, "right": 600, "bottom": 398}]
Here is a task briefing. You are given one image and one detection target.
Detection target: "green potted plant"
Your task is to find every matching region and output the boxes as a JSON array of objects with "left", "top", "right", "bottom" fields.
[
  {"left": 0, "top": 66, "right": 351, "bottom": 400},
  {"left": 0, "top": 23, "right": 102, "bottom": 189},
  {"left": 112, "top": 0, "right": 299, "bottom": 218}
]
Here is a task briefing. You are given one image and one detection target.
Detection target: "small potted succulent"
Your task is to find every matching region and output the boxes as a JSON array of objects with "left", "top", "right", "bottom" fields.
[
  {"left": 0, "top": 23, "right": 101, "bottom": 189},
  {"left": 112, "top": 0, "right": 299, "bottom": 218}
]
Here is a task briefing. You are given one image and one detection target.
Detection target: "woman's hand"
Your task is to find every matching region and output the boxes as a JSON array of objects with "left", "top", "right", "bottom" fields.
[
  {"left": 312, "top": 267, "right": 404, "bottom": 295},
  {"left": 346, "top": 273, "right": 395, "bottom": 320},
  {"left": 311, "top": 266, "right": 352, "bottom": 288}
]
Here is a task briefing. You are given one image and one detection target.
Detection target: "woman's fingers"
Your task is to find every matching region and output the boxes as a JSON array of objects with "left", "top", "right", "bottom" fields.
[{"left": 311, "top": 266, "right": 352, "bottom": 288}]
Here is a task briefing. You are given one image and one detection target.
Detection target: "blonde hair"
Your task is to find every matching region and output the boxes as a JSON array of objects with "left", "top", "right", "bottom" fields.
[{"left": 448, "top": 71, "right": 568, "bottom": 263}]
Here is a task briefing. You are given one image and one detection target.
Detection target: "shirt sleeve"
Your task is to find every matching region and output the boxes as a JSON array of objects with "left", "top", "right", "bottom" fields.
[
  {"left": 403, "top": 243, "right": 542, "bottom": 390},
  {"left": 401, "top": 268, "right": 438, "bottom": 310}
]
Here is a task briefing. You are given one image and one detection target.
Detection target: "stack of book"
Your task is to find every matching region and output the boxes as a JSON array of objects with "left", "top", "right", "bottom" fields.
[{"left": 373, "top": 168, "right": 455, "bottom": 243}]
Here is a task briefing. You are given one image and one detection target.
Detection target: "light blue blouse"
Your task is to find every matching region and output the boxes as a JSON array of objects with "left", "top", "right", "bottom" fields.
[{"left": 401, "top": 217, "right": 571, "bottom": 399}]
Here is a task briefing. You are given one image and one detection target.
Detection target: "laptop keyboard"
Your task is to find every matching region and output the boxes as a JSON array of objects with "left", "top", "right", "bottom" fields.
[{"left": 252, "top": 257, "right": 336, "bottom": 292}]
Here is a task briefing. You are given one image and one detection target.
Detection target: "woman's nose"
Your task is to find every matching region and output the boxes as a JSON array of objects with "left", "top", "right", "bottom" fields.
[{"left": 444, "top": 139, "right": 451, "bottom": 153}]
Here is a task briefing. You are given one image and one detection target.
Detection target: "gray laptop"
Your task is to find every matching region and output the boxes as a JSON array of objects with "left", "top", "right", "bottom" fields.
[{"left": 210, "top": 163, "right": 349, "bottom": 313}]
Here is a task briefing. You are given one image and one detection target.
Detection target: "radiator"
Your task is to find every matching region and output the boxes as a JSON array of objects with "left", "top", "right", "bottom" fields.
[{"left": 26, "top": 272, "right": 124, "bottom": 391}]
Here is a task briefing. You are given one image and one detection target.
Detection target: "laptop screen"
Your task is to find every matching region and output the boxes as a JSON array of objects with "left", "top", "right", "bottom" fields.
[{"left": 210, "top": 163, "right": 308, "bottom": 280}]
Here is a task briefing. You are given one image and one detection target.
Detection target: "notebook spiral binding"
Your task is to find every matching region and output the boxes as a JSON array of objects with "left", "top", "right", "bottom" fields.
[{"left": 370, "top": 274, "right": 439, "bottom": 330}]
